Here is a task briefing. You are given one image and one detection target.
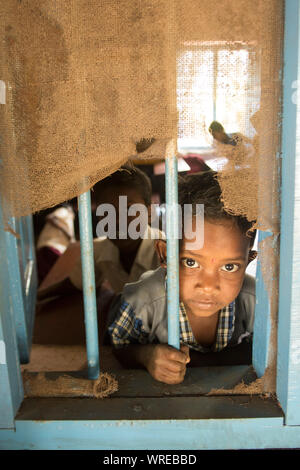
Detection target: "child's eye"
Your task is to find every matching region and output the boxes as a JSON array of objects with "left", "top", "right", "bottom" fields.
[
  {"left": 181, "top": 258, "right": 199, "bottom": 268},
  {"left": 220, "top": 263, "right": 240, "bottom": 273}
]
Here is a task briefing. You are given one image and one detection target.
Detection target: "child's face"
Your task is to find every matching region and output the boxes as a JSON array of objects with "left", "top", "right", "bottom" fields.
[
  {"left": 156, "top": 217, "right": 252, "bottom": 318},
  {"left": 179, "top": 218, "right": 251, "bottom": 318}
]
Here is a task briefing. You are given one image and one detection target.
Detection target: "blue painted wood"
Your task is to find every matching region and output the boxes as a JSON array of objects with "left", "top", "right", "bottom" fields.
[
  {"left": 165, "top": 156, "right": 180, "bottom": 350},
  {"left": 3, "top": 416, "right": 300, "bottom": 450},
  {"left": 277, "top": 0, "right": 300, "bottom": 425},
  {"left": 5, "top": 218, "right": 28, "bottom": 361},
  {"left": 5, "top": 216, "right": 36, "bottom": 363},
  {"left": 78, "top": 190, "right": 100, "bottom": 380},
  {"left": 0, "top": 204, "right": 24, "bottom": 428},
  {"left": 252, "top": 230, "right": 272, "bottom": 378},
  {"left": 4, "top": 215, "right": 37, "bottom": 364}
]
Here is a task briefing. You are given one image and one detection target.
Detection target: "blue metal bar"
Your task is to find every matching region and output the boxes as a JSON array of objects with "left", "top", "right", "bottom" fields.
[
  {"left": 78, "top": 190, "right": 100, "bottom": 380},
  {"left": 0, "top": 202, "right": 24, "bottom": 428},
  {"left": 252, "top": 230, "right": 272, "bottom": 378},
  {"left": 165, "top": 155, "right": 180, "bottom": 350},
  {"left": 277, "top": 0, "right": 300, "bottom": 425},
  {"left": 5, "top": 222, "right": 29, "bottom": 363},
  {"left": 4, "top": 214, "right": 37, "bottom": 364}
]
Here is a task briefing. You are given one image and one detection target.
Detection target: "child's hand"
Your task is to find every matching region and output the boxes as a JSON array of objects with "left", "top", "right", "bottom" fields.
[{"left": 145, "top": 344, "right": 190, "bottom": 384}]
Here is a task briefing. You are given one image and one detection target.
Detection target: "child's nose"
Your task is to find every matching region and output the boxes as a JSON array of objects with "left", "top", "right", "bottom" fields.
[{"left": 195, "top": 270, "right": 220, "bottom": 292}]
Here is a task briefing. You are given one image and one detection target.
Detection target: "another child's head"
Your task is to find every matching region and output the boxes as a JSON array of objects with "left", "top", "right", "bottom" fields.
[
  {"left": 156, "top": 170, "right": 256, "bottom": 318},
  {"left": 93, "top": 163, "right": 152, "bottom": 252},
  {"left": 209, "top": 120, "right": 228, "bottom": 144}
]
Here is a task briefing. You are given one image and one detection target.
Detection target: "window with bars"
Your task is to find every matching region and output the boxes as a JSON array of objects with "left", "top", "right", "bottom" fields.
[{"left": 1, "top": 0, "right": 300, "bottom": 451}]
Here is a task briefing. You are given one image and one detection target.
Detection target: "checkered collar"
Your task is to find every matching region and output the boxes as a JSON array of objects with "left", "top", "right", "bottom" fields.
[{"left": 179, "top": 301, "right": 235, "bottom": 352}]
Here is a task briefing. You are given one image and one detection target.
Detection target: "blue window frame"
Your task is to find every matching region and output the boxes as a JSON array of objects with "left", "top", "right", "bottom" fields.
[
  {"left": 1, "top": 0, "right": 300, "bottom": 450},
  {"left": 276, "top": 0, "right": 300, "bottom": 426},
  {"left": 0, "top": 204, "right": 24, "bottom": 428}
]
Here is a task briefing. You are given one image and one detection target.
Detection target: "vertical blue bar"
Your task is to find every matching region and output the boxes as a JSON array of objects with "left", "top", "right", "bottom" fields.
[
  {"left": 5, "top": 214, "right": 37, "bottom": 364},
  {"left": 78, "top": 190, "right": 100, "bottom": 380},
  {"left": 252, "top": 230, "right": 272, "bottom": 378},
  {"left": 165, "top": 155, "right": 180, "bottom": 350},
  {"left": 277, "top": 0, "right": 300, "bottom": 425},
  {"left": 0, "top": 202, "right": 24, "bottom": 428},
  {"left": 5, "top": 219, "right": 29, "bottom": 363}
]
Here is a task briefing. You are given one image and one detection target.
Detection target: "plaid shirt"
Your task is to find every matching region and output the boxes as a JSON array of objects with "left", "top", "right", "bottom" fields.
[
  {"left": 108, "top": 299, "right": 235, "bottom": 352},
  {"left": 179, "top": 302, "right": 235, "bottom": 352}
]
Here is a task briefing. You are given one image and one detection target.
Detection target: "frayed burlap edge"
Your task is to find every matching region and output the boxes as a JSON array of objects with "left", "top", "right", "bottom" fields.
[
  {"left": 206, "top": 366, "right": 276, "bottom": 398},
  {"left": 93, "top": 372, "right": 118, "bottom": 399},
  {"left": 23, "top": 369, "right": 118, "bottom": 399}
]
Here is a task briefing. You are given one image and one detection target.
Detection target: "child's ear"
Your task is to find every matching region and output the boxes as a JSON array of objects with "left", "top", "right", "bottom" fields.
[
  {"left": 247, "top": 249, "right": 257, "bottom": 265},
  {"left": 155, "top": 239, "right": 167, "bottom": 268}
]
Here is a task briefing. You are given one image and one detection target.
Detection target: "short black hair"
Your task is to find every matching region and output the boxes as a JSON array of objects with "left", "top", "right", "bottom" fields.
[
  {"left": 178, "top": 170, "right": 256, "bottom": 247},
  {"left": 92, "top": 163, "right": 152, "bottom": 206}
]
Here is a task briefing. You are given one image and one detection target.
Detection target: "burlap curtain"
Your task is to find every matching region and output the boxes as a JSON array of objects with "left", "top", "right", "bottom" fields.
[{"left": 0, "top": 0, "right": 282, "bottom": 233}]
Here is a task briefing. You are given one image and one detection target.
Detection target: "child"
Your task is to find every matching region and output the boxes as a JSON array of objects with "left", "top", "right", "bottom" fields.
[
  {"left": 68, "top": 163, "right": 163, "bottom": 294},
  {"left": 107, "top": 170, "right": 257, "bottom": 384},
  {"left": 38, "top": 164, "right": 164, "bottom": 301}
]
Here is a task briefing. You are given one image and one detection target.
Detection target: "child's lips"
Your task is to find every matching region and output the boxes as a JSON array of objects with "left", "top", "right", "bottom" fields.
[{"left": 190, "top": 299, "right": 218, "bottom": 309}]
